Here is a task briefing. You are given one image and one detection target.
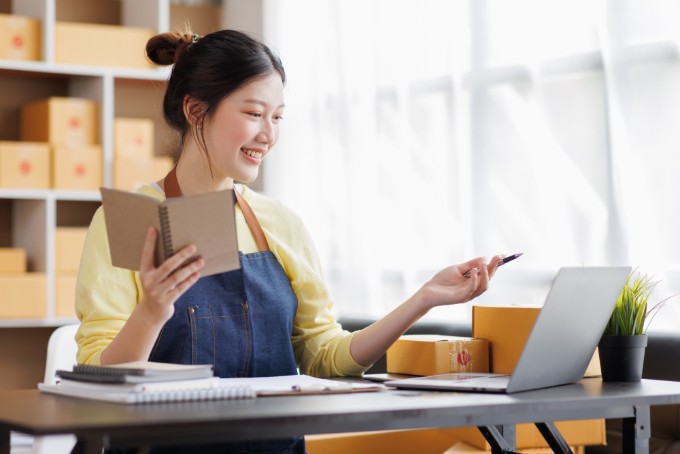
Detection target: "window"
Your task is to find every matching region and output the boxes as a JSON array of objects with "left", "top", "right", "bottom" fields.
[{"left": 264, "top": 0, "right": 680, "bottom": 328}]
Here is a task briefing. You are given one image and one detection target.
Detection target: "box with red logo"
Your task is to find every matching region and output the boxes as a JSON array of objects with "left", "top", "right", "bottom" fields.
[
  {"left": 52, "top": 145, "right": 102, "bottom": 190},
  {"left": 0, "top": 141, "right": 50, "bottom": 189},
  {"left": 0, "top": 14, "right": 41, "bottom": 61},
  {"left": 386, "top": 335, "right": 489, "bottom": 376},
  {"left": 114, "top": 117, "right": 155, "bottom": 159},
  {"left": 21, "top": 97, "right": 98, "bottom": 146}
]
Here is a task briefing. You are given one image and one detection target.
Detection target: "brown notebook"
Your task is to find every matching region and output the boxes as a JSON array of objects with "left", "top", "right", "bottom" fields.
[{"left": 100, "top": 187, "right": 240, "bottom": 277}]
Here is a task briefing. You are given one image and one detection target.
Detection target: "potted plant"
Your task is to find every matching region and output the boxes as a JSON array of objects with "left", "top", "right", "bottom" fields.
[{"left": 598, "top": 271, "right": 673, "bottom": 382}]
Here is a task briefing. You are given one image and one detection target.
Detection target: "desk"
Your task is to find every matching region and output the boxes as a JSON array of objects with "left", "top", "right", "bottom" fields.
[{"left": 1, "top": 378, "right": 680, "bottom": 454}]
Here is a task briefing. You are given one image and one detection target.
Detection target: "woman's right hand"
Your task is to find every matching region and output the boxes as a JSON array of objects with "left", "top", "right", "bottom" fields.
[{"left": 138, "top": 226, "right": 204, "bottom": 323}]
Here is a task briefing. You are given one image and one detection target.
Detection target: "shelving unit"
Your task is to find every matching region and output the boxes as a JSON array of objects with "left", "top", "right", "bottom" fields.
[{"left": 0, "top": 0, "right": 241, "bottom": 389}]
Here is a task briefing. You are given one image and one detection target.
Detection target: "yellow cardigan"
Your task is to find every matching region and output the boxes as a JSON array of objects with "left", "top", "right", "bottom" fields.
[{"left": 75, "top": 184, "right": 366, "bottom": 377}]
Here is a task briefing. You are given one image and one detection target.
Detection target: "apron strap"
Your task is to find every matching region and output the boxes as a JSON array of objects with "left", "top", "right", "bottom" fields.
[{"left": 163, "top": 167, "right": 270, "bottom": 252}]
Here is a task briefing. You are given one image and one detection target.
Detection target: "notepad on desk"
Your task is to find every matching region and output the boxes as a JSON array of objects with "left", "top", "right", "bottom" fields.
[
  {"left": 55, "top": 361, "right": 215, "bottom": 384},
  {"left": 100, "top": 187, "right": 240, "bottom": 277},
  {"left": 39, "top": 377, "right": 255, "bottom": 404}
]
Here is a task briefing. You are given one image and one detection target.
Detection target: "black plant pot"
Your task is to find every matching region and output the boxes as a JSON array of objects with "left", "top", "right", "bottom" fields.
[{"left": 598, "top": 334, "right": 648, "bottom": 382}]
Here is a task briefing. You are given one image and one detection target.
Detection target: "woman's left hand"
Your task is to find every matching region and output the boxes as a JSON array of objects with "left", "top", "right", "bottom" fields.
[{"left": 416, "top": 256, "right": 503, "bottom": 310}]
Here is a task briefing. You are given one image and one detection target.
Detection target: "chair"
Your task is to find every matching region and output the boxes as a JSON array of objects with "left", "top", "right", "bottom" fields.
[{"left": 29, "top": 324, "right": 80, "bottom": 454}]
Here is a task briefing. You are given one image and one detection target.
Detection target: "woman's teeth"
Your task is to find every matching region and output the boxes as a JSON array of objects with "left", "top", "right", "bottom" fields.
[{"left": 242, "top": 148, "right": 262, "bottom": 159}]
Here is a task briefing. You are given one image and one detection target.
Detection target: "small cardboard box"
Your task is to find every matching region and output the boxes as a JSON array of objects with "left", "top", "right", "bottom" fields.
[
  {"left": 0, "top": 273, "right": 46, "bottom": 318},
  {"left": 52, "top": 145, "right": 102, "bottom": 190},
  {"left": 55, "top": 227, "right": 88, "bottom": 272},
  {"left": 55, "top": 272, "right": 78, "bottom": 318},
  {"left": 0, "top": 248, "right": 27, "bottom": 273},
  {"left": 114, "top": 117, "right": 155, "bottom": 159},
  {"left": 0, "top": 141, "right": 50, "bottom": 189},
  {"left": 387, "top": 335, "right": 489, "bottom": 376},
  {"left": 0, "top": 13, "right": 41, "bottom": 61},
  {"left": 55, "top": 22, "right": 154, "bottom": 69},
  {"left": 21, "top": 97, "right": 98, "bottom": 146},
  {"left": 113, "top": 156, "right": 173, "bottom": 191}
]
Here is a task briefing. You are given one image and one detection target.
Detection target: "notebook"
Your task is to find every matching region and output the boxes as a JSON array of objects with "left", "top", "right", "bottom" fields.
[
  {"left": 39, "top": 377, "right": 254, "bottom": 404},
  {"left": 386, "top": 266, "right": 631, "bottom": 394},
  {"left": 100, "top": 187, "right": 240, "bottom": 277},
  {"left": 55, "top": 361, "right": 214, "bottom": 384}
]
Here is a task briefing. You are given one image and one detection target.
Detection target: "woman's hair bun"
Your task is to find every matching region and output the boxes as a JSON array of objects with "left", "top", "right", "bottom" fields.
[{"left": 146, "top": 32, "right": 195, "bottom": 66}]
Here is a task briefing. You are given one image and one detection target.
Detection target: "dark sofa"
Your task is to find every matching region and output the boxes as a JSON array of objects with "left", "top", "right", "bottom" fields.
[{"left": 338, "top": 317, "right": 680, "bottom": 453}]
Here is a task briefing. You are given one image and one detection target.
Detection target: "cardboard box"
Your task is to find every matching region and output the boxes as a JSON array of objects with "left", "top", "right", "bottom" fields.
[
  {"left": 387, "top": 335, "right": 489, "bottom": 376},
  {"left": 0, "top": 14, "right": 41, "bottom": 61},
  {"left": 306, "top": 429, "right": 461, "bottom": 454},
  {"left": 55, "top": 22, "right": 154, "bottom": 69},
  {"left": 21, "top": 97, "right": 98, "bottom": 147},
  {"left": 55, "top": 273, "right": 77, "bottom": 318},
  {"left": 114, "top": 118, "right": 155, "bottom": 159},
  {"left": 443, "top": 441, "right": 584, "bottom": 454},
  {"left": 52, "top": 145, "right": 102, "bottom": 190},
  {"left": 113, "top": 156, "right": 173, "bottom": 191},
  {"left": 55, "top": 227, "right": 88, "bottom": 272},
  {"left": 0, "top": 141, "right": 50, "bottom": 189},
  {"left": 0, "top": 248, "right": 27, "bottom": 273},
  {"left": 472, "top": 306, "right": 601, "bottom": 377},
  {"left": 448, "top": 420, "right": 603, "bottom": 451},
  {"left": 0, "top": 273, "right": 46, "bottom": 318},
  {"left": 464, "top": 305, "right": 605, "bottom": 449}
]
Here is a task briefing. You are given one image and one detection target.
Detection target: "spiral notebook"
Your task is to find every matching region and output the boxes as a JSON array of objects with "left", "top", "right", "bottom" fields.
[
  {"left": 100, "top": 187, "right": 240, "bottom": 277},
  {"left": 55, "top": 360, "right": 215, "bottom": 384},
  {"left": 39, "top": 377, "right": 255, "bottom": 404}
]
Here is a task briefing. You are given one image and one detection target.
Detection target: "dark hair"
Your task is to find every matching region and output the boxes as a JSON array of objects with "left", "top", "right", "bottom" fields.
[{"left": 146, "top": 30, "right": 285, "bottom": 163}]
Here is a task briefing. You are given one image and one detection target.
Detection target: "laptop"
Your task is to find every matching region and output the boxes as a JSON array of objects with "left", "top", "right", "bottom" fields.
[{"left": 386, "top": 266, "right": 631, "bottom": 394}]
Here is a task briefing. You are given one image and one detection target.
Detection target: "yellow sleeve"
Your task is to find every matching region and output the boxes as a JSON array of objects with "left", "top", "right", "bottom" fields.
[
  {"left": 243, "top": 188, "right": 369, "bottom": 377},
  {"left": 74, "top": 206, "right": 142, "bottom": 365}
]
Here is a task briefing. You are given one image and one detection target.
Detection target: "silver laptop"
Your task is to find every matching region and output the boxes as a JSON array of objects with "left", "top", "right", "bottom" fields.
[{"left": 386, "top": 266, "right": 631, "bottom": 394}]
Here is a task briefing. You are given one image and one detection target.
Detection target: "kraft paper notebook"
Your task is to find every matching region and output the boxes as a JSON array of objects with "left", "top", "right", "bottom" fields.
[{"left": 100, "top": 187, "right": 240, "bottom": 277}]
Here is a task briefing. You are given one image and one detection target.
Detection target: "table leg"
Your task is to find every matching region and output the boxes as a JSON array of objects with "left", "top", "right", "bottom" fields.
[
  {"left": 622, "top": 405, "right": 650, "bottom": 454},
  {"left": 70, "top": 436, "right": 107, "bottom": 454},
  {"left": 477, "top": 425, "right": 518, "bottom": 454},
  {"left": 0, "top": 429, "right": 9, "bottom": 454},
  {"left": 535, "top": 422, "right": 573, "bottom": 454}
]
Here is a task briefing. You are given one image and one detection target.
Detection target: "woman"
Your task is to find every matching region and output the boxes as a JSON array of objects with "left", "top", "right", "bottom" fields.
[{"left": 76, "top": 29, "right": 502, "bottom": 453}]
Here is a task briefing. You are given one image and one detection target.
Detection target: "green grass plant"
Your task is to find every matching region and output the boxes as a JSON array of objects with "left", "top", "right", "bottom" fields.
[{"left": 604, "top": 271, "right": 674, "bottom": 336}]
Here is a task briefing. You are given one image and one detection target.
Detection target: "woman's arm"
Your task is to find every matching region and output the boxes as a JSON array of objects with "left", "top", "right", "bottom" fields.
[
  {"left": 99, "top": 227, "right": 204, "bottom": 365},
  {"left": 349, "top": 256, "right": 502, "bottom": 367}
]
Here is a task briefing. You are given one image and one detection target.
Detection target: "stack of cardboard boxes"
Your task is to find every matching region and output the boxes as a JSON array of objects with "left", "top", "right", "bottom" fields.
[
  {"left": 113, "top": 117, "right": 173, "bottom": 191},
  {"left": 20, "top": 96, "right": 101, "bottom": 190}
]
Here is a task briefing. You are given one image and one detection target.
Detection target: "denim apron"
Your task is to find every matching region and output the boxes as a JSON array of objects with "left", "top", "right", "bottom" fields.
[{"left": 142, "top": 168, "right": 305, "bottom": 454}]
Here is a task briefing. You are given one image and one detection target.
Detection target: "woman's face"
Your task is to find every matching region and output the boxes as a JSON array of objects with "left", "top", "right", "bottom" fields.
[{"left": 201, "top": 73, "right": 285, "bottom": 183}]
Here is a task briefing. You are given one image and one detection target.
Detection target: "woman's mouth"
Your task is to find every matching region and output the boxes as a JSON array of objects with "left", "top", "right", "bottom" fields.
[{"left": 241, "top": 148, "right": 263, "bottom": 159}]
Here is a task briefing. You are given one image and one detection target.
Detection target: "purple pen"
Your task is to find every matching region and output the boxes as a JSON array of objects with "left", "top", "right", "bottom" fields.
[{"left": 464, "top": 252, "right": 523, "bottom": 277}]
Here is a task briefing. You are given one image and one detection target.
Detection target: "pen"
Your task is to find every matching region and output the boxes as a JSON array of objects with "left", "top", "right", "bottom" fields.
[{"left": 464, "top": 252, "right": 523, "bottom": 277}]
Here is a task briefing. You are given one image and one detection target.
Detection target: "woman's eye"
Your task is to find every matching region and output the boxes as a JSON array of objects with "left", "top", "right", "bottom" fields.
[{"left": 248, "top": 112, "right": 262, "bottom": 118}]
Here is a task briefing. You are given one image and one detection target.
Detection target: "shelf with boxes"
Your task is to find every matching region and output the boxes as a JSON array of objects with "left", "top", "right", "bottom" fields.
[{"left": 0, "top": 0, "right": 224, "bottom": 329}]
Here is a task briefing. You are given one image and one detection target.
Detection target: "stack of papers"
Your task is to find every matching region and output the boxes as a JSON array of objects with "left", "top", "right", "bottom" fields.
[{"left": 39, "top": 361, "right": 385, "bottom": 404}]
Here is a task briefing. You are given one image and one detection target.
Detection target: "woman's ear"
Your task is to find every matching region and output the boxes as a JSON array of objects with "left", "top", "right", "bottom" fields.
[{"left": 182, "top": 96, "right": 206, "bottom": 128}]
